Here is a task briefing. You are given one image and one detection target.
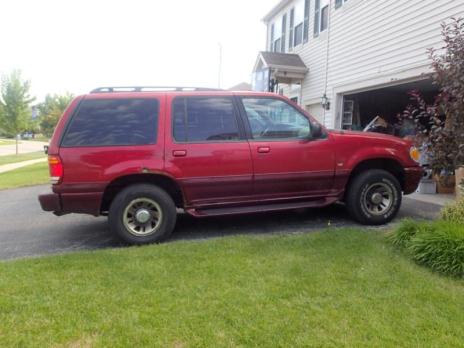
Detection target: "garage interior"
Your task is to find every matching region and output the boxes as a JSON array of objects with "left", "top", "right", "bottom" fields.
[{"left": 341, "top": 78, "right": 439, "bottom": 135}]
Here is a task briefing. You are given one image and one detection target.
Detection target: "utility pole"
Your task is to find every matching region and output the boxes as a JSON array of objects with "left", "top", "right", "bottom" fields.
[{"left": 218, "top": 43, "right": 222, "bottom": 89}]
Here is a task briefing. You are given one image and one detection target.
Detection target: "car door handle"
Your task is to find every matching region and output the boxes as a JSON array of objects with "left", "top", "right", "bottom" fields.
[
  {"left": 172, "top": 150, "right": 187, "bottom": 157},
  {"left": 257, "top": 146, "right": 271, "bottom": 154}
]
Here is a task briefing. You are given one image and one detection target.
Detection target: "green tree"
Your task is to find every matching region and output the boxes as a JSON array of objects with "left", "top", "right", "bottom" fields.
[
  {"left": 0, "top": 70, "right": 35, "bottom": 154},
  {"left": 38, "top": 93, "right": 74, "bottom": 138}
]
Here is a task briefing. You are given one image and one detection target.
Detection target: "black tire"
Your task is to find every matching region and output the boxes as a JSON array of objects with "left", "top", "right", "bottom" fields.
[
  {"left": 108, "top": 184, "right": 177, "bottom": 245},
  {"left": 345, "top": 169, "right": 402, "bottom": 225}
]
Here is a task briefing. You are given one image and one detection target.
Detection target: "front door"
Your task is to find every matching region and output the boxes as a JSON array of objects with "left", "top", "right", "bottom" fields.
[
  {"left": 164, "top": 94, "right": 253, "bottom": 208},
  {"left": 239, "top": 96, "right": 335, "bottom": 200}
]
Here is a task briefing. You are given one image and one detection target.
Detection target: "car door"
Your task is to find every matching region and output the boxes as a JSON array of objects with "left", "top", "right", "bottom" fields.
[
  {"left": 238, "top": 96, "right": 335, "bottom": 200},
  {"left": 164, "top": 94, "right": 253, "bottom": 208}
]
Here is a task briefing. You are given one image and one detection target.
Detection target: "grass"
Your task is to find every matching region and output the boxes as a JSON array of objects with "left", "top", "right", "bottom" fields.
[
  {"left": 0, "top": 230, "right": 463, "bottom": 347},
  {"left": 0, "top": 151, "right": 45, "bottom": 166},
  {"left": 0, "top": 162, "right": 48, "bottom": 190},
  {"left": 0, "top": 138, "right": 17, "bottom": 145}
]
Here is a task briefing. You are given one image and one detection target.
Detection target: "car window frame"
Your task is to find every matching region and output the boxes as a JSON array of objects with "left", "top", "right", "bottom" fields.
[
  {"left": 237, "top": 96, "right": 316, "bottom": 142},
  {"left": 60, "top": 97, "right": 161, "bottom": 148},
  {"left": 170, "top": 95, "right": 247, "bottom": 144}
]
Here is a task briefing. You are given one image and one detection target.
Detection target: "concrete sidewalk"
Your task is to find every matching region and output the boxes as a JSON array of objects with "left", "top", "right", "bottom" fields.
[
  {"left": 0, "top": 158, "right": 47, "bottom": 174},
  {"left": 406, "top": 192, "right": 455, "bottom": 207}
]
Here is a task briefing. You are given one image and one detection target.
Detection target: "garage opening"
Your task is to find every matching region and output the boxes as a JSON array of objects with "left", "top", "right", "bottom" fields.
[{"left": 341, "top": 78, "right": 439, "bottom": 135}]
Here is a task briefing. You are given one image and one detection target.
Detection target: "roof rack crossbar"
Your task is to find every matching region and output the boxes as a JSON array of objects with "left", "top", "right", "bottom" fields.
[{"left": 90, "top": 86, "right": 223, "bottom": 93}]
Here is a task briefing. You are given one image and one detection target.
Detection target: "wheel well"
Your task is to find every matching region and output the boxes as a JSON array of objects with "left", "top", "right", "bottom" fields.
[
  {"left": 345, "top": 159, "right": 405, "bottom": 196},
  {"left": 100, "top": 174, "right": 184, "bottom": 213}
]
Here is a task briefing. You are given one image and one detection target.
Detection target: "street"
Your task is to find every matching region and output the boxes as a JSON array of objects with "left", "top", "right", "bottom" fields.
[
  {"left": 0, "top": 185, "right": 442, "bottom": 261},
  {"left": 0, "top": 140, "right": 48, "bottom": 156}
]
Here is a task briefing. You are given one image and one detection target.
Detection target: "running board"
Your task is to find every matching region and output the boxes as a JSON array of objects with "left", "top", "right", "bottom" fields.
[{"left": 186, "top": 197, "right": 338, "bottom": 217}]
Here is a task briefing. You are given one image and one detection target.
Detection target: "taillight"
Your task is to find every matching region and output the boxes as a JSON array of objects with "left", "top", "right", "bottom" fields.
[{"left": 48, "top": 155, "right": 63, "bottom": 184}]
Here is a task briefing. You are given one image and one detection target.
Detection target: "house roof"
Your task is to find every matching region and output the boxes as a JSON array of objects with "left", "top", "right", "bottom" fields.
[
  {"left": 262, "top": 0, "right": 293, "bottom": 22},
  {"left": 228, "top": 82, "right": 252, "bottom": 91},
  {"left": 259, "top": 51, "right": 307, "bottom": 69}
]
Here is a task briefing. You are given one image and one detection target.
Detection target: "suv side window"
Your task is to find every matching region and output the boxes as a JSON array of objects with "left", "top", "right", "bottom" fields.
[
  {"left": 62, "top": 98, "right": 159, "bottom": 147},
  {"left": 242, "top": 97, "right": 311, "bottom": 140},
  {"left": 172, "top": 97, "right": 240, "bottom": 143}
]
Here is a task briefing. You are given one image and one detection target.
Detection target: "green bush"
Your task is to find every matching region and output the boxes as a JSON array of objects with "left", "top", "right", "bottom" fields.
[
  {"left": 409, "top": 221, "right": 464, "bottom": 277},
  {"left": 389, "top": 220, "right": 464, "bottom": 278},
  {"left": 441, "top": 198, "right": 464, "bottom": 225},
  {"left": 387, "top": 219, "right": 422, "bottom": 248}
]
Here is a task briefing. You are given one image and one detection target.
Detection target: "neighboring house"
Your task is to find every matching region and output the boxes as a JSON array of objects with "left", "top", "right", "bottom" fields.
[
  {"left": 252, "top": 0, "right": 464, "bottom": 130},
  {"left": 228, "top": 82, "right": 253, "bottom": 91}
]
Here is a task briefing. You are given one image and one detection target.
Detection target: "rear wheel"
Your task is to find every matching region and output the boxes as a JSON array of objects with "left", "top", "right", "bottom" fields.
[
  {"left": 345, "top": 169, "right": 402, "bottom": 225},
  {"left": 108, "top": 184, "right": 177, "bottom": 244}
]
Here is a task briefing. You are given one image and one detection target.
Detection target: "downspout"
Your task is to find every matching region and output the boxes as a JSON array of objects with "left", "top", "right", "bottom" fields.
[{"left": 322, "top": 0, "right": 333, "bottom": 127}]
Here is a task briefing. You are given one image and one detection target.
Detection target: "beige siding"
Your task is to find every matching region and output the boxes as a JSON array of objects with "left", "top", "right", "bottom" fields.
[{"left": 264, "top": 0, "right": 464, "bottom": 128}]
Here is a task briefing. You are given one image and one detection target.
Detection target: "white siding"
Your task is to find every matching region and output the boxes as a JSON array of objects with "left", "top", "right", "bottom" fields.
[{"left": 264, "top": 0, "right": 464, "bottom": 128}]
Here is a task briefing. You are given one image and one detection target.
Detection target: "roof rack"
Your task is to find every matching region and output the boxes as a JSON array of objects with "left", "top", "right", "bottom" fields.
[{"left": 90, "top": 86, "right": 223, "bottom": 93}]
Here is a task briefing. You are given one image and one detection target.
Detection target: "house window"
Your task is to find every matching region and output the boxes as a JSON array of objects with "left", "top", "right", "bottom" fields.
[
  {"left": 294, "top": 23, "right": 303, "bottom": 46},
  {"left": 314, "top": 0, "right": 329, "bottom": 37},
  {"left": 320, "top": 5, "right": 329, "bottom": 31},
  {"left": 290, "top": 0, "right": 306, "bottom": 47},
  {"left": 335, "top": 0, "right": 348, "bottom": 9},
  {"left": 271, "top": 16, "right": 283, "bottom": 52},
  {"left": 303, "top": 0, "right": 310, "bottom": 43}
]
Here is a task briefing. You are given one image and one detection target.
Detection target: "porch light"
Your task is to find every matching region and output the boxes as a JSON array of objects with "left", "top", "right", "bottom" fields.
[{"left": 321, "top": 93, "right": 330, "bottom": 110}]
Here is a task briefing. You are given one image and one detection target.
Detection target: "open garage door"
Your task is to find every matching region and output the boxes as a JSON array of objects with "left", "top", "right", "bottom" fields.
[{"left": 341, "top": 78, "right": 439, "bottom": 135}]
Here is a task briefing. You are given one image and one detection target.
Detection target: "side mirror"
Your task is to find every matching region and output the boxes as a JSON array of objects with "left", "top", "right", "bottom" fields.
[{"left": 311, "top": 123, "right": 323, "bottom": 139}]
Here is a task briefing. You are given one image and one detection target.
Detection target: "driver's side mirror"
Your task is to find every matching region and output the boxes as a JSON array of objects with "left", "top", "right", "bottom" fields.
[{"left": 310, "top": 123, "right": 323, "bottom": 139}]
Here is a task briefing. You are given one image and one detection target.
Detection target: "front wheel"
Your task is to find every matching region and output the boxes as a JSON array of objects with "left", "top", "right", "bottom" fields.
[
  {"left": 108, "top": 184, "right": 177, "bottom": 245},
  {"left": 345, "top": 169, "right": 402, "bottom": 225}
]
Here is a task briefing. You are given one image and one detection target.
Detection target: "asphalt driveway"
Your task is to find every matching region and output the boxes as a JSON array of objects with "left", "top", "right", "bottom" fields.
[{"left": 0, "top": 185, "right": 442, "bottom": 261}]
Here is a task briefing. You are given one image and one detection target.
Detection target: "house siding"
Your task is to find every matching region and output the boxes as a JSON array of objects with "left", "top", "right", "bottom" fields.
[{"left": 263, "top": 0, "right": 464, "bottom": 128}]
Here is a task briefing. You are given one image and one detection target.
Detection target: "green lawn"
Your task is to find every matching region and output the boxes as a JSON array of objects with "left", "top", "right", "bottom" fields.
[
  {"left": 0, "top": 151, "right": 45, "bottom": 166},
  {"left": 0, "top": 162, "right": 48, "bottom": 190},
  {"left": 0, "top": 230, "right": 462, "bottom": 347},
  {"left": 0, "top": 139, "right": 17, "bottom": 146}
]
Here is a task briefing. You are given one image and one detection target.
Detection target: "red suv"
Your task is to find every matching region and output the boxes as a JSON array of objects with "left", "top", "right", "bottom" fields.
[{"left": 39, "top": 87, "right": 423, "bottom": 244}]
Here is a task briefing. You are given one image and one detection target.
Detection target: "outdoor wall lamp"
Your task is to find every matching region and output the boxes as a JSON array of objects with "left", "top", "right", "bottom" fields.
[{"left": 321, "top": 93, "right": 331, "bottom": 110}]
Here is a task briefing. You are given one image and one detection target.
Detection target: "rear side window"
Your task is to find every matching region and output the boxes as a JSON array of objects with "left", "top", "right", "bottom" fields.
[
  {"left": 62, "top": 98, "right": 159, "bottom": 147},
  {"left": 172, "top": 97, "right": 240, "bottom": 142}
]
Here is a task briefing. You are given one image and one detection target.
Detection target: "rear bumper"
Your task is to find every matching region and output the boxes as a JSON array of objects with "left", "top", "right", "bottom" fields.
[
  {"left": 38, "top": 193, "right": 62, "bottom": 212},
  {"left": 403, "top": 166, "right": 424, "bottom": 194},
  {"left": 38, "top": 191, "right": 103, "bottom": 216}
]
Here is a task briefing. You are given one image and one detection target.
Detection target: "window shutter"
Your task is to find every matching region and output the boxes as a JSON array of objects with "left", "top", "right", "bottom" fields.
[
  {"left": 270, "top": 24, "right": 275, "bottom": 51},
  {"left": 289, "top": 8, "right": 295, "bottom": 50},
  {"left": 281, "top": 14, "right": 287, "bottom": 52},
  {"left": 303, "top": 0, "right": 310, "bottom": 43},
  {"left": 314, "top": 0, "right": 320, "bottom": 37}
]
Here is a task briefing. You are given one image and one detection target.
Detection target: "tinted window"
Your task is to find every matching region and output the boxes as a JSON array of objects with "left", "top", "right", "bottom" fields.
[
  {"left": 62, "top": 98, "right": 158, "bottom": 146},
  {"left": 172, "top": 97, "right": 240, "bottom": 142},
  {"left": 242, "top": 98, "right": 310, "bottom": 140}
]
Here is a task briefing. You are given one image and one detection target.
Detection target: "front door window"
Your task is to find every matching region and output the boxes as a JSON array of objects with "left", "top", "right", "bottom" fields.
[{"left": 242, "top": 98, "right": 311, "bottom": 140}]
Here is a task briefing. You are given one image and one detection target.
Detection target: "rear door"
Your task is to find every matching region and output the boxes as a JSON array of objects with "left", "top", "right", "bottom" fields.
[
  {"left": 238, "top": 96, "right": 336, "bottom": 200},
  {"left": 164, "top": 94, "right": 253, "bottom": 208}
]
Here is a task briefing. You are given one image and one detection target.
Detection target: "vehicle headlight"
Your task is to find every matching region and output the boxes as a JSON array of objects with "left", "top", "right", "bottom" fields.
[{"left": 409, "top": 146, "right": 420, "bottom": 163}]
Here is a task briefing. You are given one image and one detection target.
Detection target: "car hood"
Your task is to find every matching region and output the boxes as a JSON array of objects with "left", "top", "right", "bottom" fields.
[{"left": 328, "top": 130, "right": 412, "bottom": 147}]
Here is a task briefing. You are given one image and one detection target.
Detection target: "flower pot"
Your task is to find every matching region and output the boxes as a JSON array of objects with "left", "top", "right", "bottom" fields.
[
  {"left": 433, "top": 174, "right": 456, "bottom": 194},
  {"left": 456, "top": 167, "right": 464, "bottom": 199}
]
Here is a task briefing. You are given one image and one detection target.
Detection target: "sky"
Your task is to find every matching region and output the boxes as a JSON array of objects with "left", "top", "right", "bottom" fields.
[{"left": 0, "top": 0, "right": 279, "bottom": 102}]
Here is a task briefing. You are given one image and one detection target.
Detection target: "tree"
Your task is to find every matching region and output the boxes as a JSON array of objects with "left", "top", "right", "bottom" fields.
[
  {"left": 398, "top": 18, "right": 464, "bottom": 173},
  {"left": 0, "top": 70, "right": 35, "bottom": 154},
  {"left": 429, "top": 17, "right": 464, "bottom": 168},
  {"left": 38, "top": 93, "right": 74, "bottom": 138}
]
